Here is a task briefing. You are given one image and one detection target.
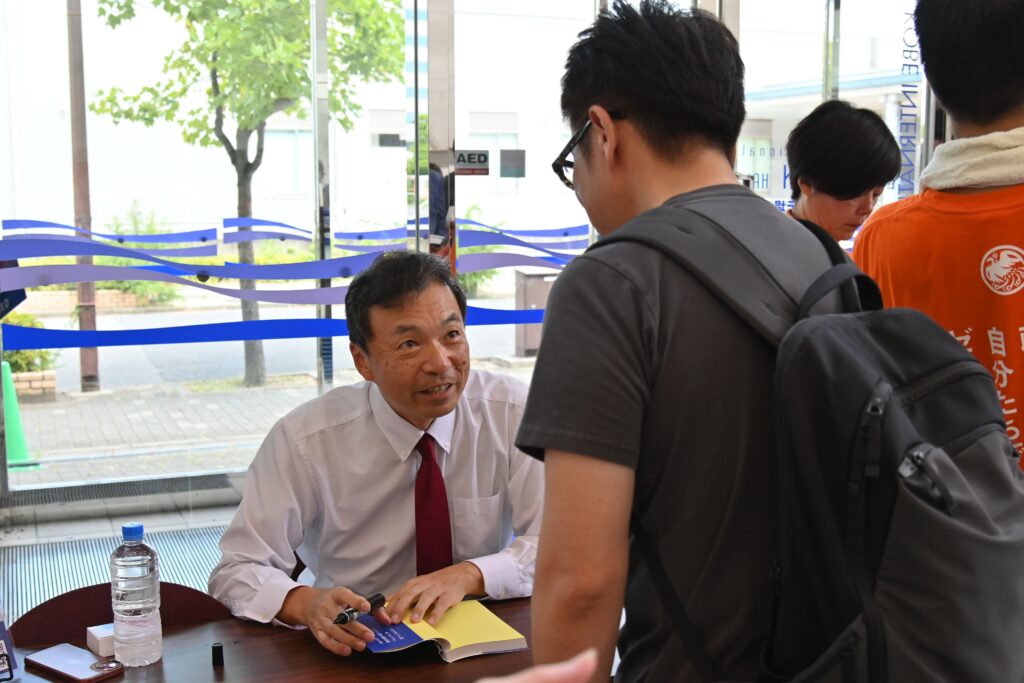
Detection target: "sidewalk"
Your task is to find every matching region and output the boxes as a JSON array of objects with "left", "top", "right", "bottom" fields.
[{"left": 8, "top": 358, "right": 536, "bottom": 489}]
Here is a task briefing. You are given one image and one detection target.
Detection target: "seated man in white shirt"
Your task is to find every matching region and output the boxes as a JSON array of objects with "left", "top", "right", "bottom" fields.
[{"left": 208, "top": 251, "right": 543, "bottom": 656}]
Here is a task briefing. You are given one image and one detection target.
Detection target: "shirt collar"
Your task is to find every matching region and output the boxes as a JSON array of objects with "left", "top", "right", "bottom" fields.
[{"left": 368, "top": 383, "right": 457, "bottom": 462}]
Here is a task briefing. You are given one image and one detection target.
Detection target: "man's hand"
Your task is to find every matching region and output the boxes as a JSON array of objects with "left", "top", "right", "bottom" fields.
[
  {"left": 279, "top": 586, "right": 389, "bottom": 656},
  {"left": 385, "top": 561, "right": 485, "bottom": 626}
]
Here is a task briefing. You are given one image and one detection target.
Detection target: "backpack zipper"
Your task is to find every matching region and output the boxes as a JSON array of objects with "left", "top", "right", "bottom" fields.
[
  {"left": 895, "top": 360, "right": 990, "bottom": 407},
  {"left": 898, "top": 444, "right": 957, "bottom": 515},
  {"left": 851, "top": 382, "right": 892, "bottom": 495}
]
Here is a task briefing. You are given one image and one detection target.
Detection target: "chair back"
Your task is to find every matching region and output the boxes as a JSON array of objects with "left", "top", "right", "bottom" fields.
[{"left": 10, "top": 582, "right": 231, "bottom": 648}]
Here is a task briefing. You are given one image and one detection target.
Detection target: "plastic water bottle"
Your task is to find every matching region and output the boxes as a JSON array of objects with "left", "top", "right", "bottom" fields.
[{"left": 110, "top": 523, "right": 162, "bottom": 666}]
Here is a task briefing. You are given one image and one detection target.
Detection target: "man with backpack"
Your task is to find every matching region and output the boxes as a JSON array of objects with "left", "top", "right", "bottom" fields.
[
  {"left": 514, "top": 3, "right": 841, "bottom": 680},
  {"left": 517, "top": 1, "right": 1024, "bottom": 681},
  {"left": 853, "top": 0, "right": 1024, "bottom": 463}
]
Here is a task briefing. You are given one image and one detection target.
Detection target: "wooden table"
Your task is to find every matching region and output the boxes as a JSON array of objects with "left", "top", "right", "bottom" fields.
[{"left": 12, "top": 599, "right": 532, "bottom": 682}]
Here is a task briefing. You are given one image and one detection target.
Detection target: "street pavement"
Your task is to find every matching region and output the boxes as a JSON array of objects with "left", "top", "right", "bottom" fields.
[{"left": 10, "top": 358, "right": 536, "bottom": 489}]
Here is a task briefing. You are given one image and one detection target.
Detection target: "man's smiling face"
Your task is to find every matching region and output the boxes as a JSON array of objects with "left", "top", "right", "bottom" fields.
[{"left": 350, "top": 282, "right": 470, "bottom": 430}]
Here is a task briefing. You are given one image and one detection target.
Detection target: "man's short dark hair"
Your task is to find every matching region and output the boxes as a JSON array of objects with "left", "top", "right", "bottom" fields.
[
  {"left": 787, "top": 100, "right": 900, "bottom": 200},
  {"left": 561, "top": 0, "right": 745, "bottom": 159},
  {"left": 345, "top": 251, "right": 467, "bottom": 351},
  {"left": 914, "top": 0, "right": 1024, "bottom": 125}
]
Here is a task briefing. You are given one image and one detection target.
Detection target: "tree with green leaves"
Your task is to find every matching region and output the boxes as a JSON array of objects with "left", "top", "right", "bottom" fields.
[{"left": 92, "top": 0, "right": 403, "bottom": 386}]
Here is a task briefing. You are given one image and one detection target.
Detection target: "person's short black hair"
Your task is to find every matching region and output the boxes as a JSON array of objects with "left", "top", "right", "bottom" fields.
[
  {"left": 561, "top": 0, "right": 745, "bottom": 159},
  {"left": 345, "top": 251, "right": 467, "bottom": 351},
  {"left": 914, "top": 0, "right": 1024, "bottom": 125},
  {"left": 786, "top": 100, "right": 900, "bottom": 200}
]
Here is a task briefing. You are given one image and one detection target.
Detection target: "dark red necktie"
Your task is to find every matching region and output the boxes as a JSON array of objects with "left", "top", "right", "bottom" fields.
[{"left": 415, "top": 434, "right": 453, "bottom": 575}]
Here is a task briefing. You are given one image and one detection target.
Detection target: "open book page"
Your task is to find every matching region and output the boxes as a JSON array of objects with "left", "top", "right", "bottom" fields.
[{"left": 357, "top": 599, "right": 526, "bottom": 662}]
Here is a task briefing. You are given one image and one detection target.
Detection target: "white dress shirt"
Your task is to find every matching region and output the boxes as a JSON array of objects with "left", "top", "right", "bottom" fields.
[{"left": 208, "top": 369, "right": 544, "bottom": 624}]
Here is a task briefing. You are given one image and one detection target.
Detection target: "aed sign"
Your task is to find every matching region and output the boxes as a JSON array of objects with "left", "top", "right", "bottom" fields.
[{"left": 455, "top": 150, "right": 489, "bottom": 176}]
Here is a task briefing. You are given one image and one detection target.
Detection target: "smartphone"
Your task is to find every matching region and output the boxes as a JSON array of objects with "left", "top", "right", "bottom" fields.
[{"left": 24, "top": 643, "right": 123, "bottom": 682}]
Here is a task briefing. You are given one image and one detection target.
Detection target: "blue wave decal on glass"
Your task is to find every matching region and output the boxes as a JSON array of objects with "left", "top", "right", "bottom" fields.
[
  {"left": 1, "top": 306, "right": 545, "bottom": 350},
  {"left": 222, "top": 217, "right": 313, "bottom": 235},
  {"left": 0, "top": 237, "right": 382, "bottom": 280},
  {"left": 223, "top": 230, "right": 312, "bottom": 244},
  {"left": 2, "top": 219, "right": 216, "bottom": 244}
]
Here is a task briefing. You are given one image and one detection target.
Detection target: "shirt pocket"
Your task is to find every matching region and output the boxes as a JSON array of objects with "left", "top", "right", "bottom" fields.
[{"left": 451, "top": 491, "right": 509, "bottom": 561}]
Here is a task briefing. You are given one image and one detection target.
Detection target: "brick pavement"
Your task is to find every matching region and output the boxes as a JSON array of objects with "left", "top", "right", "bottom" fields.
[{"left": 9, "top": 360, "right": 535, "bottom": 488}]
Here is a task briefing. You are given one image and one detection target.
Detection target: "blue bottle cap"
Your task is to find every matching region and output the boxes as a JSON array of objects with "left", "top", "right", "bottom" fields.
[{"left": 122, "top": 523, "right": 144, "bottom": 542}]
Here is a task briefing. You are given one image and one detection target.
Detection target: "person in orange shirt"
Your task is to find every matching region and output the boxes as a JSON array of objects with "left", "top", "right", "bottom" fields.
[{"left": 853, "top": 0, "right": 1024, "bottom": 460}]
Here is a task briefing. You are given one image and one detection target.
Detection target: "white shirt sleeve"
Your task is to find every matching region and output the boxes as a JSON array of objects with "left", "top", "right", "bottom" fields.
[
  {"left": 466, "top": 397, "right": 544, "bottom": 600},
  {"left": 208, "top": 419, "right": 320, "bottom": 625},
  {"left": 466, "top": 454, "right": 543, "bottom": 599}
]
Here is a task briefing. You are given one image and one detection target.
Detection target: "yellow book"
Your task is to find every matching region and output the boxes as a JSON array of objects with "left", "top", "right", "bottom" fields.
[{"left": 359, "top": 599, "right": 527, "bottom": 662}]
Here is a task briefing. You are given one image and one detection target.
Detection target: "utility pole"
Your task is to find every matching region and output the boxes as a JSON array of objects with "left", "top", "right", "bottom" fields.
[{"left": 67, "top": 0, "right": 99, "bottom": 391}]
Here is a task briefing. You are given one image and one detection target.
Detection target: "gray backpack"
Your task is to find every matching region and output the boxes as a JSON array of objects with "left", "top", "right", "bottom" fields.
[{"left": 596, "top": 206, "right": 1024, "bottom": 682}]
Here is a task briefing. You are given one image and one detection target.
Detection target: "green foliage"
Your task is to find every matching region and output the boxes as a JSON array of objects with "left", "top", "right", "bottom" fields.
[
  {"left": 183, "top": 238, "right": 316, "bottom": 276},
  {"left": 92, "top": 0, "right": 404, "bottom": 142},
  {"left": 30, "top": 204, "right": 182, "bottom": 305},
  {"left": 407, "top": 113, "right": 429, "bottom": 176},
  {"left": 95, "top": 204, "right": 181, "bottom": 305},
  {"left": 3, "top": 312, "right": 56, "bottom": 373},
  {"left": 458, "top": 263, "right": 494, "bottom": 299},
  {"left": 457, "top": 204, "right": 499, "bottom": 298}
]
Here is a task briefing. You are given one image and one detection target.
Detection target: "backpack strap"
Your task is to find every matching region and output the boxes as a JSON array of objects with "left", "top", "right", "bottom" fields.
[
  {"left": 594, "top": 206, "right": 797, "bottom": 347},
  {"left": 793, "top": 218, "right": 883, "bottom": 313},
  {"left": 798, "top": 264, "right": 883, "bottom": 320},
  {"left": 632, "top": 520, "right": 719, "bottom": 681}
]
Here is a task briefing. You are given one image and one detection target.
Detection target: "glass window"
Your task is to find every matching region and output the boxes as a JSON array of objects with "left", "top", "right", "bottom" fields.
[
  {"left": 739, "top": 0, "right": 827, "bottom": 208},
  {"left": 452, "top": 1, "right": 596, "bottom": 359},
  {"left": 837, "top": 0, "right": 922, "bottom": 204},
  {"left": 0, "top": 0, "right": 403, "bottom": 497}
]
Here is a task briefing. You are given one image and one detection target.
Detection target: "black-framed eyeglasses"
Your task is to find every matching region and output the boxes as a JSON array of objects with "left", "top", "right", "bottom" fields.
[
  {"left": 552, "top": 110, "right": 626, "bottom": 190},
  {"left": 551, "top": 120, "right": 593, "bottom": 190}
]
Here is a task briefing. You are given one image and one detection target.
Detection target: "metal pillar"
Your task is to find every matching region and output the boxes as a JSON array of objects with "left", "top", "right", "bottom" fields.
[
  {"left": 311, "top": 0, "right": 333, "bottom": 394},
  {"left": 822, "top": 0, "right": 841, "bottom": 101},
  {"left": 427, "top": 0, "right": 455, "bottom": 273}
]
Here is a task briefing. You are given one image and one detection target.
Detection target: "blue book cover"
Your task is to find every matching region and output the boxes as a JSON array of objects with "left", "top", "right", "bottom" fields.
[{"left": 357, "top": 614, "right": 426, "bottom": 652}]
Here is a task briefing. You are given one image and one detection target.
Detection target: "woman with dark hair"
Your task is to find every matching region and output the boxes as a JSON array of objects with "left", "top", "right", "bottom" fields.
[{"left": 786, "top": 99, "right": 900, "bottom": 241}]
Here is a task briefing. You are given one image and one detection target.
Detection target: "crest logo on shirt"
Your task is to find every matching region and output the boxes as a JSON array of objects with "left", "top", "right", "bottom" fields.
[{"left": 980, "top": 245, "right": 1024, "bottom": 296}]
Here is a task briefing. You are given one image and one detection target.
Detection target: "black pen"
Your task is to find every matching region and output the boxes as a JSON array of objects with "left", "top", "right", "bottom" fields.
[{"left": 334, "top": 592, "right": 386, "bottom": 625}]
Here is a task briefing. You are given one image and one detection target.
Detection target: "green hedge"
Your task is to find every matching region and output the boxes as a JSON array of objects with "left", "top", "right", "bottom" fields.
[{"left": 3, "top": 311, "right": 56, "bottom": 373}]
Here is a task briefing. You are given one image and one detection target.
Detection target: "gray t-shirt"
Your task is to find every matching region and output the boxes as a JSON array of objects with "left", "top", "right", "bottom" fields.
[{"left": 516, "top": 184, "right": 835, "bottom": 682}]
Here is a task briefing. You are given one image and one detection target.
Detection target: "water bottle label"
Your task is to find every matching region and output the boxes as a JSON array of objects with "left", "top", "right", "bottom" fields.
[{"left": 0, "top": 620, "right": 18, "bottom": 674}]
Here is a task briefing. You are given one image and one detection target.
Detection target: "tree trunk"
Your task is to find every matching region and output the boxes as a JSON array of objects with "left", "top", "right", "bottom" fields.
[{"left": 236, "top": 135, "right": 265, "bottom": 387}]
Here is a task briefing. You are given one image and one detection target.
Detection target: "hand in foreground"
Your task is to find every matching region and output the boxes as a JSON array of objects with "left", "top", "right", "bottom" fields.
[
  {"left": 476, "top": 649, "right": 598, "bottom": 683},
  {"left": 385, "top": 561, "right": 485, "bottom": 626},
  {"left": 286, "top": 586, "right": 389, "bottom": 656}
]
